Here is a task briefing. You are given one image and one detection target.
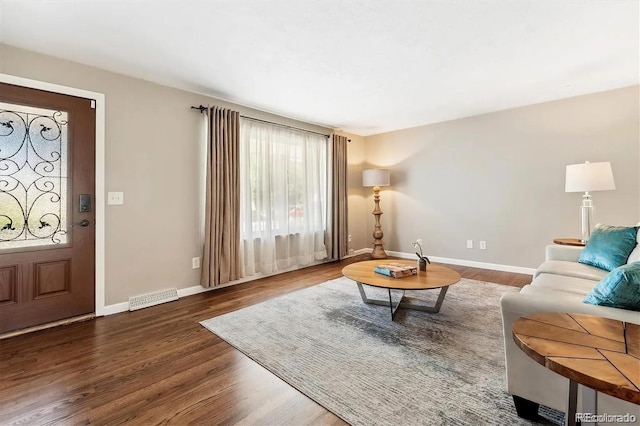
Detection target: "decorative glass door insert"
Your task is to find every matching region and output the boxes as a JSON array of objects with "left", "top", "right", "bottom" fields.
[{"left": 0, "top": 101, "right": 69, "bottom": 250}]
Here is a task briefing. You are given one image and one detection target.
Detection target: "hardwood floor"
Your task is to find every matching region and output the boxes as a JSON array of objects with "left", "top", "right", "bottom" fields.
[{"left": 0, "top": 255, "right": 532, "bottom": 425}]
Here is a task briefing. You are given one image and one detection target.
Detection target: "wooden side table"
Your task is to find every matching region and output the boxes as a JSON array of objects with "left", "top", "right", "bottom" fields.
[
  {"left": 513, "top": 313, "right": 639, "bottom": 426},
  {"left": 553, "top": 238, "right": 586, "bottom": 247}
]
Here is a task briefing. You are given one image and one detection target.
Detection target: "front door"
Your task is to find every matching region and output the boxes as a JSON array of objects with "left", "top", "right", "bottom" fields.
[{"left": 0, "top": 82, "right": 95, "bottom": 334}]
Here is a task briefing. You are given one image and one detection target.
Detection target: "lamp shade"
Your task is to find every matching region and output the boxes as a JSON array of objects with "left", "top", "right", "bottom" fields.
[
  {"left": 565, "top": 161, "right": 616, "bottom": 193},
  {"left": 362, "top": 169, "right": 390, "bottom": 187}
]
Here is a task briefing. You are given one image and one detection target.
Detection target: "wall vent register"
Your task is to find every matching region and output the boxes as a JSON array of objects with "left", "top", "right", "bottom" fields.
[{"left": 128, "top": 288, "right": 179, "bottom": 311}]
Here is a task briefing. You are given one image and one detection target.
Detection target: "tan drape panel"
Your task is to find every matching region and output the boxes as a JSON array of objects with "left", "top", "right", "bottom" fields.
[
  {"left": 329, "top": 134, "right": 349, "bottom": 259},
  {"left": 201, "top": 106, "right": 241, "bottom": 288}
]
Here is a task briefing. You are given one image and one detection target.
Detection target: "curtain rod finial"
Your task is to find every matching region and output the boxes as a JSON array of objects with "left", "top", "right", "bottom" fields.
[{"left": 191, "top": 105, "right": 207, "bottom": 113}]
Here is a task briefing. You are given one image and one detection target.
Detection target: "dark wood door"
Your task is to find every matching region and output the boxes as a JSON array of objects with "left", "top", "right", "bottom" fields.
[{"left": 0, "top": 82, "right": 95, "bottom": 334}]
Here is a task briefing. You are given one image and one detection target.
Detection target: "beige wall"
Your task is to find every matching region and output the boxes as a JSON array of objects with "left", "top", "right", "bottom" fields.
[
  {"left": 0, "top": 44, "right": 346, "bottom": 305},
  {"left": 335, "top": 131, "right": 367, "bottom": 252},
  {"left": 363, "top": 86, "right": 640, "bottom": 268},
  {"left": 2, "top": 43, "right": 638, "bottom": 304}
]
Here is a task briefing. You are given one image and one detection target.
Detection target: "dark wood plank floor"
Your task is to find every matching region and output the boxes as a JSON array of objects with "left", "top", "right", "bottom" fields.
[{"left": 0, "top": 255, "right": 532, "bottom": 425}]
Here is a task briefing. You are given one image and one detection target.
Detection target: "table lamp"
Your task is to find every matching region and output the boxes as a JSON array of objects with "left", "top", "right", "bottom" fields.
[
  {"left": 363, "top": 169, "right": 390, "bottom": 259},
  {"left": 565, "top": 161, "right": 616, "bottom": 242}
]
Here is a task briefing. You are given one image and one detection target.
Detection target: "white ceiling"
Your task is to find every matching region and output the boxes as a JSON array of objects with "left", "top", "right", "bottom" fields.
[{"left": 1, "top": 1, "right": 638, "bottom": 136}]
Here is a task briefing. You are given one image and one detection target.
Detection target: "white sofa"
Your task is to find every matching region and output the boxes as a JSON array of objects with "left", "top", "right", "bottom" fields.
[{"left": 500, "top": 240, "right": 640, "bottom": 424}]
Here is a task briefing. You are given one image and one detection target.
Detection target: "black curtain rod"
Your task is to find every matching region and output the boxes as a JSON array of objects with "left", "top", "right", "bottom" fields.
[{"left": 191, "top": 104, "right": 350, "bottom": 141}]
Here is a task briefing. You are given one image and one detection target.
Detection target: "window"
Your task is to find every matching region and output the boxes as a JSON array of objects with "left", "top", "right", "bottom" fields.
[
  {"left": 239, "top": 119, "right": 328, "bottom": 276},
  {"left": 0, "top": 103, "right": 69, "bottom": 250}
]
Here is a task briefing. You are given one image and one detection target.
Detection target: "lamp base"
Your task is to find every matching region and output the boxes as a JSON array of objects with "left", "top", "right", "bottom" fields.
[
  {"left": 580, "top": 192, "right": 594, "bottom": 243},
  {"left": 371, "top": 244, "right": 387, "bottom": 259},
  {"left": 370, "top": 185, "right": 388, "bottom": 259}
]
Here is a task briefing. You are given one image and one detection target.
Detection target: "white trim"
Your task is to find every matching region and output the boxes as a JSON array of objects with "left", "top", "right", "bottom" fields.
[
  {"left": 101, "top": 284, "right": 224, "bottom": 314},
  {"left": 94, "top": 96, "right": 106, "bottom": 315},
  {"left": 101, "top": 301, "right": 129, "bottom": 316},
  {"left": 354, "top": 248, "right": 373, "bottom": 255},
  {"left": 178, "top": 257, "right": 337, "bottom": 294},
  {"left": 99, "top": 249, "right": 535, "bottom": 315},
  {"left": 102, "top": 287, "right": 205, "bottom": 314},
  {"left": 176, "top": 280, "right": 243, "bottom": 298},
  {"left": 0, "top": 73, "right": 108, "bottom": 316},
  {"left": 177, "top": 285, "right": 211, "bottom": 298},
  {"left": 101, "top": 257, "right": 337, "bottom": 315},
  {"left": 384, "top": 250, "right": 536, "bottom": 275}
]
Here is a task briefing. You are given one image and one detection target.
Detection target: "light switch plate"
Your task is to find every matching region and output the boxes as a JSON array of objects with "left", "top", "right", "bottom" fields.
[{"left": 107, "top": 192, "right": 124, "bottom": 205}]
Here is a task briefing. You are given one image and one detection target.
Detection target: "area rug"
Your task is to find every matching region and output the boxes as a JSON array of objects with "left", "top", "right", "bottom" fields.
[{"left": 201, "top": 277, "right": 559, "bottom": 425}]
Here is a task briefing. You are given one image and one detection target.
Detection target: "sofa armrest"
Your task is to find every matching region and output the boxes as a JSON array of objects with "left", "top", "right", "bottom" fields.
[
  {"left": 545, "top": 244, "right": 583, "bottom": 262},
  {"left": 501, "top": 289, "right": 640, "bottom": 324}
]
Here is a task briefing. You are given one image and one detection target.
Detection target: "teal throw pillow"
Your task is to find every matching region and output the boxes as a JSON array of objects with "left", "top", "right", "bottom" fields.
[
  {"left": 584, "top": 262, "right": 640, "bottom": 311},
  {"left": 578, "top": 224, "right": 639, "bottom": 271}
]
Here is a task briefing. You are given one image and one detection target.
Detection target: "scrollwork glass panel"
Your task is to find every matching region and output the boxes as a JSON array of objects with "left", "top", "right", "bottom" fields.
[{"left": 0, "top": 102, "right": 69, "bottom": 250}]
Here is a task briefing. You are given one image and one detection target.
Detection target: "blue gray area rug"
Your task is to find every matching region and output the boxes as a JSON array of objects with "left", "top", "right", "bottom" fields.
[{"left": 201, "top": 277, "right": 560, "bottom": 426}]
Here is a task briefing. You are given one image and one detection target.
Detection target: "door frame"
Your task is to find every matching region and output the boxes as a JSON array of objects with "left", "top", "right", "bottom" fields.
[{"left": 0, "top": 73, "right": 107, "bottom": 316}]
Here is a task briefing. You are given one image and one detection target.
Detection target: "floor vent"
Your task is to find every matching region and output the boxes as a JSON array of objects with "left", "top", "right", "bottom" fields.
[{"left": 129, "top": 288, "right": 179, "bottom": 311}]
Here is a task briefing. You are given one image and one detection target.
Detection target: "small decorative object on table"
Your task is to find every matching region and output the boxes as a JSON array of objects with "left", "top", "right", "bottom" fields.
[
  {"left": 413, "top": 238, "right": 431, "bottom": 271},
  {"left": 374, "top": 263, "right": 418, "bottom": 278}
]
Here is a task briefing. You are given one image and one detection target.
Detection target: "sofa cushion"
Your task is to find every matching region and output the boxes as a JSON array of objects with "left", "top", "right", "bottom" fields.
[
  {"left": 534, "top": 260, "right": 607, "bottom": 281},
  {"left": 530, "top": 273, "right": 597, "bottom": 296},
  {"left": 578, "top": 224, "right": 639, "bottom": 271},
  {"left": 584, "top": 262, "right": 640, "bottom": 311}
]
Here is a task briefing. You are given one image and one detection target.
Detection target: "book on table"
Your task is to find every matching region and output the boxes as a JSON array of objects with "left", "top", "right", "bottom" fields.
[{"left": 374, "top": 263, "right": 418, "bottom": 278}]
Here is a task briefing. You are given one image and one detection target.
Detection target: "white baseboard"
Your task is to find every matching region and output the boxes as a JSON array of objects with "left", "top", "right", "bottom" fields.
[
  {"left": 101, "top": 280, "right": 248, "bottom": 316},
  {"left": 177, "top": 285, "right": 211, "bottom": 298},
  {"left": 100, "top": 258, "right": 337, "bottom": 316},
  {"left": 384, "top": 250, "right": 535, "bottom": 275},
  {"left": 354, "top": 248, "right": 372, "bottom": 255},
  {"left": 101, "top": 301, "right": 129, "bottom": 316},
  {"left": 100, "top": 249, "right": 534, "bottom": 316},
  {"left": 175, "top": 278, "right": 254, "bottom": 298}
]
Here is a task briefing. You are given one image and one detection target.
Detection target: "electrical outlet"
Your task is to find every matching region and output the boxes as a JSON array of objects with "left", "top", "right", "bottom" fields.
[
  {"left": 480, "top": 241, "right": 487, "bottom": 250},
  {"left": 466, "top": 240, "right": 473, "bottom": 249},
  {"left": 192, "top": 257, "right": 200, "bottom": 269}
]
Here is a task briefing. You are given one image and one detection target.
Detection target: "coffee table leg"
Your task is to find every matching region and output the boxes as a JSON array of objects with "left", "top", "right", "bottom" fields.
[
  {"left": 397, "top": 286, "right": 449, "bottom": 314},
  {"left": 357, "top": 283, "right": 405, "bottom": 320},
  {"left": 565, "top": 379, "right": 578, "bottom": 426},
  {"left": 429, "top": 286, "right": 449, "bottom": 313},
  {"left": 388, "top": 288, "right": 405, "bottom": 320},
  {"left": 357, "top": 282, "right": 374, "bottom": 304},
  {"left": 356, "top": 282, "right": 449, "bottom": 319}
]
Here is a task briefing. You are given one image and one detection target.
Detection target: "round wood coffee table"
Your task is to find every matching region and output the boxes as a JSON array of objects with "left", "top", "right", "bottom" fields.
[
  {"left": 341, "top": 260, "right": 461, "bottom": 320},
  {"left": 512, "top": 312, "right": 640, "bottom": 426}
]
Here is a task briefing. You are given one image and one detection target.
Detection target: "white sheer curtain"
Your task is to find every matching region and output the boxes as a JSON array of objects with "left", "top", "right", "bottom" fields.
[{"left": 239, "top": 119, "right": 328, "bottom": 277}]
